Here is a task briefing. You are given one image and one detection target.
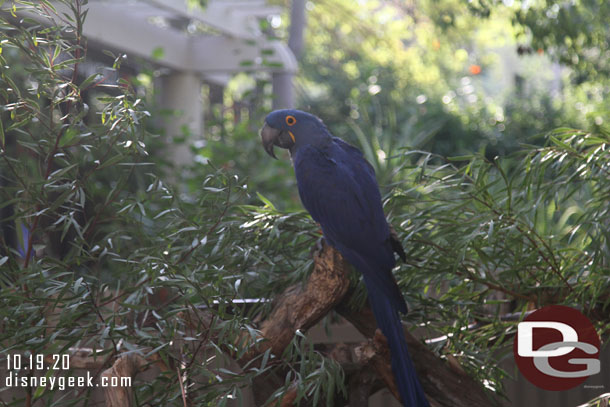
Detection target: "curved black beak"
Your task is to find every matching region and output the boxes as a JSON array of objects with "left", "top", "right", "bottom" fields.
[{"left": 260, "top": 122, "right": 280, "bottom": 159}]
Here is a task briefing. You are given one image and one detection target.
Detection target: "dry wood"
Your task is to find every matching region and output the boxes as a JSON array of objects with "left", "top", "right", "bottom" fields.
[
  {"left": 336, "top": 286, "right": 500, "bottom": 407},
  {"left": 94, "top": 242, "right": 498, "bottom": 406},
  {"left": 242, "top": 240, "right": 352, "bottom": 363},
  {"left": 101, "top": 354, "right": 147, "bottom": 407}
]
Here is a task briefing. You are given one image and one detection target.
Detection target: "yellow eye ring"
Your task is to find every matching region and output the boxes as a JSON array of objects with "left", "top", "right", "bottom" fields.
[{"left": 285, "top": 115, "right": 297, "bottom": 126}]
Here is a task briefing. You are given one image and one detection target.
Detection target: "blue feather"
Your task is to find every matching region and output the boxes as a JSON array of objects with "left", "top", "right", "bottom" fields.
[
  {"left": 263, "top": 109, "right": 429, "bottom": 405},
  {"left": 291, "top": 133, "right": 428, "bottom": 406},
  {"left": 363, "top": 270, "right": 429, "bottom": 407}
]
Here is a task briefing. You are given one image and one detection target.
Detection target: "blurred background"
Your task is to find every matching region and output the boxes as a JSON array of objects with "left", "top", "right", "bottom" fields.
[
  {"left": 0, "top": 1, "right": 608, "bottom": 406},
  {"left": 18, "top": 0, "right": 606, "bottom": 207}
]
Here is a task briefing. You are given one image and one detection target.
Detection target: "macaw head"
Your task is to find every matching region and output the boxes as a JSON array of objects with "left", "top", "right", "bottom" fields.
[{"left": 260, "top": 109, "right": 329, "bottom": 159}]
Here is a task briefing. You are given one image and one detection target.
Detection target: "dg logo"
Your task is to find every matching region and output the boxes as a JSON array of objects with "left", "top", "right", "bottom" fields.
[{"left": 513, "top": 305, "right": 601, "bottom": 391}]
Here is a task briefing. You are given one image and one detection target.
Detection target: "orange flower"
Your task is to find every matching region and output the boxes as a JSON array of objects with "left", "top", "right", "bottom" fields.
[{"left": 469, "top": 64, "right": 481, "bottom": 75}]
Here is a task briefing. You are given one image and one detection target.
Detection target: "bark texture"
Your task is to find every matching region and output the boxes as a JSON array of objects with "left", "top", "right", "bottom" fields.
[{"left": 96, "top": 243, "right": 498, "bottom": 406}]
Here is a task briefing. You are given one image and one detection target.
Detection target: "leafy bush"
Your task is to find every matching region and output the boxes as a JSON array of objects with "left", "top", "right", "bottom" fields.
[
  {"left": 1, "top": 2, "right": 608, "bottom": 406},
  {"left": 384, "top": 128, "right": 610, "bottom": 390},
  {"left": 0, "top": 2, "right": 343, "bottom": 405}
]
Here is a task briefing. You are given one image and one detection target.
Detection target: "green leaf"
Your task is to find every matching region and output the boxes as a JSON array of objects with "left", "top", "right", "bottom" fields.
[
  {"left": 33, "top": 384, "right": 45, "bottom": 399},
  {"left": 79, "top": 72, "right": 102, "bottom": 90},
  {"left": 256, "top": 192, "right": 276, "bottom": 210},
  {"left": 549, "top": 135, "right": 578, "bottom": 153},
  {"left": 0, "top": 116, "right": 4, "bottom": 149},
  {"left": 48, "top": 163, "right": 77, "bottom": 179},
  {"left": 260, "top": 348, "right": 271, "bottom": 371},
  {"left": 97, "top": 154, "right": 124, "bottom": 170},
  {"left": 48, "top": 189, "right": 73, "bottom": 212},
  {"left": 448, "top": 155, "right": 475, "bottom": 161},
  {"left": 151, "top": 46, "right": 164, "bottom": 60}
]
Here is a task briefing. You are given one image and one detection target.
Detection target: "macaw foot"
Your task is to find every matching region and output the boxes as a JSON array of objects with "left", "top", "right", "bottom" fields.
[{"left": 389, "top": 223, "right": 407, "bottom": 262}]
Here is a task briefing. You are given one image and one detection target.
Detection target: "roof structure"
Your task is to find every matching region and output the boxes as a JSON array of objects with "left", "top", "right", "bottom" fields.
[
  {"left": 16, "top": 0, "right": 298, "bottom": 163},
  {"left": 34, "top": 0, "right": 298, "bottom": 85}
]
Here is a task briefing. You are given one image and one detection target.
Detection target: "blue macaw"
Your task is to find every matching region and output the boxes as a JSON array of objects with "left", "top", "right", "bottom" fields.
[{"left": 261, "top": 109, "right": 429, "bottom": 407}]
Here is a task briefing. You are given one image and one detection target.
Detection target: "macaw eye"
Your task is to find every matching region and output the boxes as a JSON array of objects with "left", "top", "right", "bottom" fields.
[{"left": 285, "top": 115, "right": 297, "bottom": 126}]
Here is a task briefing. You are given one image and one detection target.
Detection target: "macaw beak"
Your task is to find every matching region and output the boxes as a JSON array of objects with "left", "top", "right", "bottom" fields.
[
  {"left": 260, "top": 122, "right": 280, "bottom": 159},
  {"left": 261, "top": 122, "right": 295, "bottom": 159}
]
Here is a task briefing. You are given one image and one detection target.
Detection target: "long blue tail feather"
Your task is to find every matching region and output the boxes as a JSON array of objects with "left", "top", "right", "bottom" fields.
[
  {"left": 335, "top": 244, "right": 429, "bottom": 406},
  {"left": 364, "top": 274, "right": 429, "bottom": 407}
]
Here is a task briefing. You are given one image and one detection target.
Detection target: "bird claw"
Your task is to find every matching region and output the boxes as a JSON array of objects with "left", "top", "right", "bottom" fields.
[{"left": 389, "top": 224, "right": 407, "bottom": 262}]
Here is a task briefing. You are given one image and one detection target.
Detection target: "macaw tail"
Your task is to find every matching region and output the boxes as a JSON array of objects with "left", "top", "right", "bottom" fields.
[{"left": 365, "top": 275, "right": 429, "bottom": 407}]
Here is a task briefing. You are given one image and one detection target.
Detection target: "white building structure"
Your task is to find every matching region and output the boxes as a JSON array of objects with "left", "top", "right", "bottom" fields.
[{"left": 33, "top": 0, "right": 298, "bottom": 164}]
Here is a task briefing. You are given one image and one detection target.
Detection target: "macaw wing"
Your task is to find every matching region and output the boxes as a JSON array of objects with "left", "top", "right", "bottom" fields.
[
  {"left": 294, "top": 143, "right": 388, "bottom": 257},
  {"left": 293, "top": 142, "right": 407, "bottom": 313}
]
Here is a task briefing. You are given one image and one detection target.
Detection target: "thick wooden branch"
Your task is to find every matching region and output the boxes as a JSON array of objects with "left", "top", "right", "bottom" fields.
[
  {"left": 180, "top": 243, "right": 499, "bottom": 406},
  {"left": 242, "top": 242, "right": 353, "bottom": 405},
  {"left": 85, "top": 242, "right": 500, "bottom": 407},
  {"left": 336, "top": 287, "right": 501, "bottom": 407},
  {"left": 241, "top": 241, "right": 352, "bottom": 363},
  {"left": 178, "top": 241, "right": 353, "bottom": 405},
  {"left": 353, "top": 330, "right": 402, "bottom": 401},
  {"left": 101, "top": 354, "right": 147, "bottom": 407}
]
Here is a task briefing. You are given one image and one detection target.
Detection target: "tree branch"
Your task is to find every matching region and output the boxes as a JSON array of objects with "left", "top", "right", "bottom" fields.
[
  {"left": 177, "top": 240, "right": 352, "bottom": 405},
  {"left": 242, "top": 240, "right": 352, "bottom": 362},
  {"left": 73, "top": 241, "right": 500, "bottom": 406},
  {"left": 336, "top": 286, "right": 501, "bottom": 407},
  {"left": 101, "top": 354, "right": 147, "bottom": 407}
]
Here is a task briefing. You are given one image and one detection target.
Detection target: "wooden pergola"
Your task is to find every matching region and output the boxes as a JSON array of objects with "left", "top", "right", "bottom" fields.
[{"left": 30, "top": 0, "right": 298, "bottom": 164}]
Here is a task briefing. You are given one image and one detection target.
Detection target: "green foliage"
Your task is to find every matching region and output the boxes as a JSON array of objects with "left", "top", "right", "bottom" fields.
[
  {"left": 195, "top": 116, "right": 301, "bottom": 209},
  {"left": 268, "top": 330, "right": 347, "bottom": 406},
  {"left": 0, "top": 2, "right": 343, "bottom": 405},
  {"left": 383, "top": 127, "right": 610, "bottom": 391},
  {"left": 1, "top": 1, "right": 609, "bottom": 406},
  {"left": 295, "top": 0, "right": 608, "bottom": 160},
  {"left": 513, "top": 0, "right": 609, "bottom": 81}
]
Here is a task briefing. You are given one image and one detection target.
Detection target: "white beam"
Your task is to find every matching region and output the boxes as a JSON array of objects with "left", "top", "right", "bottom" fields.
[
  {"left": 190, "top": 36, "right": 297, "bottom": 74},
  {"left": 16, "top": 1, "right": 297, "bottom": 75},
  {"left": 203, "top": 73, "right": 231, "bottom": 86},
  {"left": 147, "top": 0, "right": 282, "bottom": 39},
  {"left": 83, "top": 2, "right": 190, "bottom": 71}
]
